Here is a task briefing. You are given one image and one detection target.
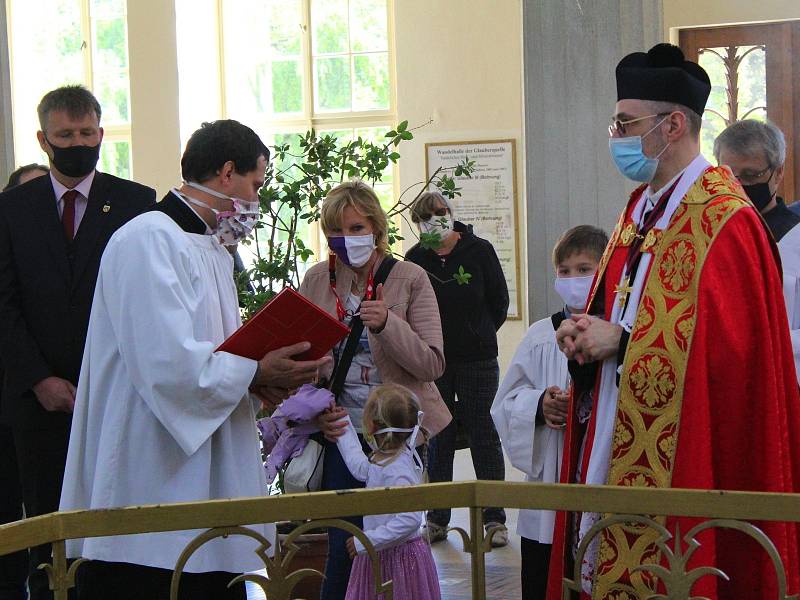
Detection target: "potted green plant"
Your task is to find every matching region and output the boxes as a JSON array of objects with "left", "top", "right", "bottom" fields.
[{"left": 235, "top": 120, "right": 474, "bottom": 317}]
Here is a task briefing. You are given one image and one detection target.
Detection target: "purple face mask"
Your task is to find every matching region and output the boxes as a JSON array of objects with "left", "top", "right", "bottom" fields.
[{"left": 328, "top": 234, "right": 376, "bottom": 267}]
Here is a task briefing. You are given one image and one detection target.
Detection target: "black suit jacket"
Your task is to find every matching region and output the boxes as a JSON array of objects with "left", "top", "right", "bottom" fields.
[{"left": 0, "top": 171, "right": 155, "bottom": 430}]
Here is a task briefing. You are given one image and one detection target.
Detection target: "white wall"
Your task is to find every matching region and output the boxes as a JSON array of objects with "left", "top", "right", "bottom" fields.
[
  {"left": 393, "top": 0, "right": 527, "bottom": 371},
  {"left": 664, "top": 0, "right": 800, "bottom": 39}
]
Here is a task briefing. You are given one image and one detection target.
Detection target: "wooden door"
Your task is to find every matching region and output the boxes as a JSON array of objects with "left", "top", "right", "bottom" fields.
[{"left": 680, "top": 21, "right": 800, "bottom": 203}]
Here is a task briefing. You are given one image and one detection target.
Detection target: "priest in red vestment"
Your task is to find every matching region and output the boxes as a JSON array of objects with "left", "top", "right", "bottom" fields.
[{"left": 547, "top": 43, "right": 800, "bottom": 599}]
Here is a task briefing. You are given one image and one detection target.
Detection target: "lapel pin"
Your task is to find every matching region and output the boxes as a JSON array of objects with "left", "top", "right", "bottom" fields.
[{"left": 102, "top": 203, "right": 111, "bottom": 213}]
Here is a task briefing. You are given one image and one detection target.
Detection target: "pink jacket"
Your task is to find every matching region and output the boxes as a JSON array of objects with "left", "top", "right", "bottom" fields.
[{"left": 298, "top": 254, "right": 451, "bottom": 436}]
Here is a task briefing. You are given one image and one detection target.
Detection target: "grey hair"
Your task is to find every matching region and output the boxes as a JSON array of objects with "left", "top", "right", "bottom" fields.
[
  {"left": 410, "top": 190, "right": 455, "bottom": 223},
  {"left": 713, "top": 119, "right": 786, "bottom": 168}
]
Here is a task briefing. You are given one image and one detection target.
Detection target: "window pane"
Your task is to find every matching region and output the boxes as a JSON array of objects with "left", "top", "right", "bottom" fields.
[
  {"left": 349, "top": 0, "right": 387, "bottom": 53},
  {"left": 374, "top": 182, "right": 393, "bottom": 212},
  {"left": 222, "top": 0, "right": 307, "bottom": 123},
  {"left": 9, "top": 0, "right": 84, "bottom": 164},
  {"left": 268, "top": 0, "right": 302, "bottom": 56},
  {"left": 352, "top": 53, "right": 389, "bottom": 111},
  {"left": 90, "top": 0, "right": 124, "bottom": 20},
  {"left": 355, "top": 125, "right": 392, "bottom": 184},
  {"left": 271, "top": 131, "right": 306, "bottom": 175},
  {"left": 99, "top": 139, "right": 131, "bottom": 179},
  {"left": 739, "top": 47, "right": 767, "bottom": 120},
  {"left": 312, "top": 0, "right": 348, "bottom": 54},
  {"left": 94, "top": 71, "right": 130, "bottom": 124},
  {"left": 271, "top": 60, "right": 303, "bottom": 114},
  {"left": 698, "top": 45, "right": 767, "bottom": 160},
  {"left": 92, "top": 17, "right": 128, "bottom": 70},
  {"left": 314, "top": 57, "right": 351, "bottom": 112}
]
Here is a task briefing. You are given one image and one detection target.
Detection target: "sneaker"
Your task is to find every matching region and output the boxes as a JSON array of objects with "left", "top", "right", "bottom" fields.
[
  {"left": 485, "top": 522, "right": 509, "bottom": 548},
  {"left": 422, "top": 521, "right": 448, "bottom": 544}
]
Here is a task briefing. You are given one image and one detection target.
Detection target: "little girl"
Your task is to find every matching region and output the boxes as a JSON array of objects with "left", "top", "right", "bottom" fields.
[{"left": 329, "top": 383, "right": 441, "bottom": 600}]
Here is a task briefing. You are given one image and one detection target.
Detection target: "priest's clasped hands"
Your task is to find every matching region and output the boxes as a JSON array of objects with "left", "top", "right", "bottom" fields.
[{"left": 556, "top": 314, "right": 623, "bottom": 365}]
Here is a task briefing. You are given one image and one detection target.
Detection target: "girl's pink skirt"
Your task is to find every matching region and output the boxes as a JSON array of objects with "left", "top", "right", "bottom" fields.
[{"left": 345, "top": 535, "right": 441, "bottom": 600}]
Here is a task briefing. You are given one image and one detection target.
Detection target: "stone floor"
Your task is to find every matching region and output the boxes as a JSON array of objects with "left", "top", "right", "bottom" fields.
[
  {"left": 431, "top": 448, "right": 524, "bottom": 599},
  {"left": 246, "top": 449, "right": 525, "bottom": 599}
]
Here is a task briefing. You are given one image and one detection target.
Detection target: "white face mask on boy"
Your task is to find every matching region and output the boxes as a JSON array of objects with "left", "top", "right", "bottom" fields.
[{"left": 554, "top": 274, "right": 594, "bottom": 312}]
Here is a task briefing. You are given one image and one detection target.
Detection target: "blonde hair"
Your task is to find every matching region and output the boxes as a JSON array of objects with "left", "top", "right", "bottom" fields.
[
  {"left": 320, "top": 179, "right": 389, "bottom": 254},
  {"left": 362, "top": 383, "right": 427, "bottom": 464}
]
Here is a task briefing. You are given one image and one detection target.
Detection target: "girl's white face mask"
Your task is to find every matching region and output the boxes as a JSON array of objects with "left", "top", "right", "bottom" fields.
[
  {"left": 176, "top": 181, "right": 260, "bottom": 246},
  {"left": 367, "top": 411, "right": 425, "bottom": 468}
]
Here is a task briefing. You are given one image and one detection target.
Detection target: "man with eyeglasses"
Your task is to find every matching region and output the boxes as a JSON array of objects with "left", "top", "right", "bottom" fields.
[
  {"left": 715, "top": 120, "right": 799, "bottom": 241},
  {"left": 715, "top": 120, "right": 800, "bottom": 391},
  {"left": 549, "top": 44, "right": 800, "bottom": 599}
]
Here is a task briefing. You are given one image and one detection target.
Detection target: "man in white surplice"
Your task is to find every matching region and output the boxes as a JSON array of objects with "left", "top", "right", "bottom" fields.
[{"left": 60, "top": 120, "right": 330, "bottom": 600}]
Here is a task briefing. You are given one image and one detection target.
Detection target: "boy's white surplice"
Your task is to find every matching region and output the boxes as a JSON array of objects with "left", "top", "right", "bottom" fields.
[
  {"left": 60, "top": 211, "right": 273, "bottom": 573},
  {"left": 490, "top": 315, "right": 566, "bottom": 544}
]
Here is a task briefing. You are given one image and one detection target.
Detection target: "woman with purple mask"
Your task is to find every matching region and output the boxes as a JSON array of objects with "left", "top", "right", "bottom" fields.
[{"left": 298, "top": 179, "right": 451, "bottom": 600}]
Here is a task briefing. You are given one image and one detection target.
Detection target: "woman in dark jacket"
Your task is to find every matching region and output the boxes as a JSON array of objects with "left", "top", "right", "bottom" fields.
[{"left": 405, "top": 190, "right": 510, "bottom": 546}]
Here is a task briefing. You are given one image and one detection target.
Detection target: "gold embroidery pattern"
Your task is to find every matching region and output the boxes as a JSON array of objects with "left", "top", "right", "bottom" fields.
[
  {"left": 627, "top": 352, "right": 677, "bottom": 411},
  {"left": 658, "top": 238, "right": 697, "bottom": 294},
  {"left": 632, "top": 296, "right": 656, "bottom": 342},
  {"left": 592, "top": 168, "right": 749, "bottom": 597}
]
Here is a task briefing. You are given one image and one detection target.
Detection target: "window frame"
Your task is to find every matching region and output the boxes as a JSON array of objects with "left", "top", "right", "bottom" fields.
[
  {"left": 215, "top": 0, "right": 398, "bottom": 265},
  {"left": 217, "top": 0, "right": 397, "bottom": 137}
]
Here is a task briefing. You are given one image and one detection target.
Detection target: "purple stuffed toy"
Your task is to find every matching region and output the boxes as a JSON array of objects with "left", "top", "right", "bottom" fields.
[{"left": 257, "top": 384, "right": 334, "bottom": 482}]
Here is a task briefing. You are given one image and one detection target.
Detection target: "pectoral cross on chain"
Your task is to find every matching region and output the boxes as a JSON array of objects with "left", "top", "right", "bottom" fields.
[{"left": 614, "top": 276, "right": 633, "bottom": 309}]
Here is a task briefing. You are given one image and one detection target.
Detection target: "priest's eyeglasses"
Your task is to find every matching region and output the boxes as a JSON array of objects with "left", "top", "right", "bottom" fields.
[{"left": 608, "top": 112, "right": 671, "bottom": 137}]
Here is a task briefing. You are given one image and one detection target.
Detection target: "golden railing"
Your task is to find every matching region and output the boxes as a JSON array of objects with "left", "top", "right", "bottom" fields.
[{"left": 1, "top": 481, "right": 799, "bottom": 599}]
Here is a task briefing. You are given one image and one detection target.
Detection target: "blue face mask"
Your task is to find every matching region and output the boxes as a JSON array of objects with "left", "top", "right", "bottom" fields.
[{"left": 608, "top": 117, "right": 670, "bottom": 183}]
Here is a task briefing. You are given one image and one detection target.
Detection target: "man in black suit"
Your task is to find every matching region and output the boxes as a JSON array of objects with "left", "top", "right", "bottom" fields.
[
  {"left": 0, "top": 85, "right": 155, "bottom": 600},
  {"left": 0, "top": 165, "right": 49, "bottom": 600}
]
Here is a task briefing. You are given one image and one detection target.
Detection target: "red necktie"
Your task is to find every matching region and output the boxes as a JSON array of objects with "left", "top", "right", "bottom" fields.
[{"left": 62, "top": 190, "right": 78, "bottom": 241}]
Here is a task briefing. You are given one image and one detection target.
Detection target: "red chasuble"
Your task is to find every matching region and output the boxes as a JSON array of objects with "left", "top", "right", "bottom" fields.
[{"left": 547, "top": 166, "right": 800, "bottom": 599}]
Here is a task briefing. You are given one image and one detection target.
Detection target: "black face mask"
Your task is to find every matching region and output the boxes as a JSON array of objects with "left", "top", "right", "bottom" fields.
[
  {"left": 742, "top": 168, "right": 777, "bottom": 213},
  {"left": 742, "top": 181, "right": 776, "bottom": 213},
  {"left": 45, "top": 136, "right": 101, "bottom": 178}
]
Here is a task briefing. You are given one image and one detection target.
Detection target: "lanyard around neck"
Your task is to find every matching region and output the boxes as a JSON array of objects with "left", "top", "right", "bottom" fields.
[{"left": 329, "top": 253, "right": 375, "bottom": 321}]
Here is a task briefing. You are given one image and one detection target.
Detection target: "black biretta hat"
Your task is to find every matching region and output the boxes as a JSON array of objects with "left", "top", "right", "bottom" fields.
[{"left": 616, "top": 43, "right": 711, "bottom": 116}]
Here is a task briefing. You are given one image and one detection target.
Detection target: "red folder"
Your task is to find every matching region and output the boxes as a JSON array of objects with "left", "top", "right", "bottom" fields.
[{"left": 217, "top": 288, "right": 350, "bottom": 361}]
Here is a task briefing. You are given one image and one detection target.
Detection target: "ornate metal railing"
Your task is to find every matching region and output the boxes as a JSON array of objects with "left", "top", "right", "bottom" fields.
[{"left": 1, "top": 481, "right": 799, "bottom": 599}]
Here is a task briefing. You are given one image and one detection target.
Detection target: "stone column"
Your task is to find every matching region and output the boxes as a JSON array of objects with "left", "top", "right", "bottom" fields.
[
  {"left": 523, "top": 0, "right": 663, "bottom": 321},
  {"left": 0, "top": 1, "right": 16, "bottom": 179}
]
